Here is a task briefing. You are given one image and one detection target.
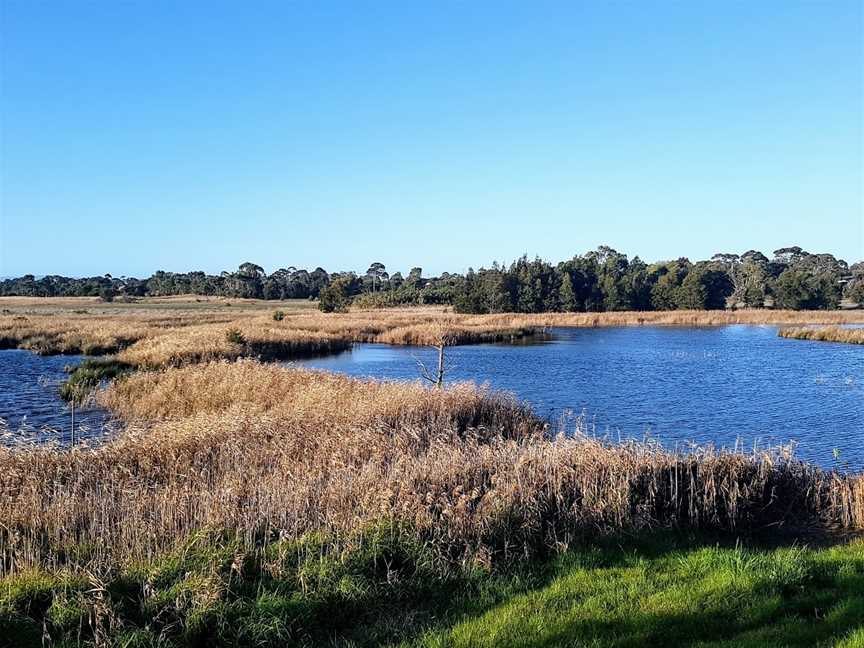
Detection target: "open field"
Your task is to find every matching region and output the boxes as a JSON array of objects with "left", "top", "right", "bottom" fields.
[
  {"left": 780, "top": 326, "right": 864, "bottom": 345},
  {"left": 0, "top": 295, "right": 318, "bottom": 312}
]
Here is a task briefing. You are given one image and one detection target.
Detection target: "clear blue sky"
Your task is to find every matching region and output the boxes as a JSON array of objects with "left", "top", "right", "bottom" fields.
[{"left": 1, "top": 1, "right": 862, "bottom": 278}]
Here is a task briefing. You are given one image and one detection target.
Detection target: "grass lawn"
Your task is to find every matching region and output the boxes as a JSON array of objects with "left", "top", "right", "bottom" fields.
[
  {"left": 2, "top": 531, "right": 862, "bottom": 648},
  {"left": 404, "top": 536, "right": 864, "bottom": 648}
]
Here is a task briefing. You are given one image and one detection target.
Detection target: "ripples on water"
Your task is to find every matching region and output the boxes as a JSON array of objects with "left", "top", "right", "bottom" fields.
[
  {"left": 0, "top": 350, "right": 115, "bottom": 446},
  {"left": 294, "top": 326, "right": 864, "bottom": 469},
  {"left": 2, "top": 326, "right": 862, "bottom": 468}
]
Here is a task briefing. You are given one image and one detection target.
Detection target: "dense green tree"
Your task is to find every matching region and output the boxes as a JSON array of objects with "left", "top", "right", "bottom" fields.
[
  {"left": 230, "top": 262, "right": 266, "bottom": 299},
  {"left": 773, "top": 269, "right": 839, "bottom": 310},
  {"left": 453, "top": 269, "right": 486, "bottom": 314},
  {"left": 677, "top": 263, "right": 733, "bottom": 310},
  {"left": 366, "top": 262, "right": 388, "bottom": 292},
  {"left": 649, "top": 259, "right": 690, "bottom": 311},
  {"left": 558, "top": 273, "right": 577, "bottom": 312},
  {"left": 624, "top": 257, "right": 653, "bottom": 311},
  {"left": 844, "top": 262, "right": 864, "bottom": 305},
  {"left": 588, "top": 246, "right": 631, "bottom": 311},
  {"left": 318, "top": 277, "right": 352, "bottom": 313},
  {"left": 2, "top": 246, "right": 856, "bottom": 313}
]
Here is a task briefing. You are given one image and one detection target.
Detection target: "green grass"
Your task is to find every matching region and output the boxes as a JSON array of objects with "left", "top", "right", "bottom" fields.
[
  {"left": 404, "top": 538, "right": 864, "bottom": 648},
  {"left": 1, "top": 530, "right": 862, "bottom": 648},
  {"left": 59, "top": 357, "right": 134, "bottom": 403}
]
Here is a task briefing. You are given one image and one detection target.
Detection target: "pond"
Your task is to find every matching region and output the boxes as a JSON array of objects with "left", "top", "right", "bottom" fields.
[
  {"left": 293, "top": 326, "right": 864, "bottom": 469},
  {"left": 0, "top": 350, "right": 114, "bottom": 445},
  {"left": 2, "top": 327, "right": 861, "bottom": 467}
]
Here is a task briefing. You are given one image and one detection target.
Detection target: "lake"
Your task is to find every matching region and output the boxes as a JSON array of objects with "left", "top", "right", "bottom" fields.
[
  {"left": 293, "top": 326, "right": 864, "bottom": 469},
  {"left": 0, "top": 349, "right": 114, "bottom": 445},
  {"left": 1, "top": 326, "right": 861, "bottom": 467}
]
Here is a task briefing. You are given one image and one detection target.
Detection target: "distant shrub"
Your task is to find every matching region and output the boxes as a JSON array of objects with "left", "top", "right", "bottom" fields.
[
  {"left": 272, "top": 310, "right": 285, "bottom": 321},
  {"left": 225, "top": 328, "right": 246, "bottom": 345},
  {"left": 99, "top": 287, "right": 115, "bottom": 302},
  {"left": 318, "top": 279, "right": 351, "bottom": 313}
]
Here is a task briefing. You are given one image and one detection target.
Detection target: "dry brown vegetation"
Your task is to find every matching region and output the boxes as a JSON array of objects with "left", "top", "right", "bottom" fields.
[
  {"left": 529, "top": 309, "right": 864, "bottom": 327},
  {"left": 0, "top": 305, "right": 249, "bottom": 355},
  {"left": 4, "top": 297, "right": 864, "bottom": 579},
  {"left": 779, "top": 326, "right": 864, "bottom": 345},
  {"left": 0, "top": 301, "right": 544, "bottom": 365},
  {"left": 2, "top": 360, "right": 861, "bottom": 577},
  {"left": 2, "top": 297, "right": 863, "bottom": 368}
]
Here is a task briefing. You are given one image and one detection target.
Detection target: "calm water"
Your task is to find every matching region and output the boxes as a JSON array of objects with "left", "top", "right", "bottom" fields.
[
  {"left": 2, "top": 328, "right": 861, "bottom": 466},
  {"left": 0, "top": 350, "right": 114, "bottom": 445},
  {"left": 294, "top": 326, "right": 864, "bottom": 469}
]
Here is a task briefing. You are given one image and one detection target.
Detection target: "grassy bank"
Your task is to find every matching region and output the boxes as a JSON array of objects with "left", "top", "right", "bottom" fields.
[
  {"left": 2, "top": 528, "right": 862, "bottom": 647},
  {"left": 407, "top": 533, "right": 864, "bottom": 648},
  {"left": 779, "top": 326, "right": 864, "bottom": 345}
]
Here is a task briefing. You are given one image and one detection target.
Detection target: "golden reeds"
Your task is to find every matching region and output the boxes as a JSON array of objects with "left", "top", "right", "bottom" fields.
[
  {"left": 3, "top": 298, "right": 863, "bottom": 368},
  {"left": 0, "top": 309, "right": 242, "bottom": 355},
  {"left": 2, "top": 361, "right": 861, "bottom": 576},
  {"left": 779, "top": 326, "right": 864, "bottom": 345}
]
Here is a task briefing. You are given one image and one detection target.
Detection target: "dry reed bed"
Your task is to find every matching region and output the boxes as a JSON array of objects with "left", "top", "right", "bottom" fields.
[
  {"left": 0, "top": 307, "right": 543, "bottom": 366},
  {"left": 2, "top": 304, "right": 863, "bottom": 367},
  {"left": 779, "top": 326, "right": 864, "bottom": 345},
  {"left": 82, "top": 306, "right": 864, "bottom": 368},
  {"left": 115, "top": 321, "right": 352, "bottom": 368},
  {"left": 1, "top": 361, "right": 861, "bottom": 576},
  {"left": 0, "top": 310, "right": 244, "bottom": 355},
  {"left": 483, "top": 309, "right": 864, "bottom": 328}
]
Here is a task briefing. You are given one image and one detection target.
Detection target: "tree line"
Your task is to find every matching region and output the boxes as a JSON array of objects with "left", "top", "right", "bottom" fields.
[{"left": 2, "top": 246, "right": 861, "bottom": 312}]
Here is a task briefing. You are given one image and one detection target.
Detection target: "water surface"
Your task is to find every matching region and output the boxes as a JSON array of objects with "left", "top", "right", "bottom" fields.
[
  {"left": 294, "top": 326, "right": 864, "bottom": 469},
  {"left": 0, "top": 350, "right": 114, "bottom": 445}
]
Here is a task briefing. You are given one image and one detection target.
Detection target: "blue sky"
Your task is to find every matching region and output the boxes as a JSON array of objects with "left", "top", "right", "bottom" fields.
[{"left": 1, "top": 1, "right": 861, "bottom": 278}]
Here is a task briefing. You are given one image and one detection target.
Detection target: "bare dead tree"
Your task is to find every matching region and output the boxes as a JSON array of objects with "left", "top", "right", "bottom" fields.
[{"left": 414, "top": 329, "right": 455, "bottom": 388}]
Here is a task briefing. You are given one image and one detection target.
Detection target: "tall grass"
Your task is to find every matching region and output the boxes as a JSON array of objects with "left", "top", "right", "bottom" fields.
[
  {"left": 2, "top": 361, "right": 861, "bottom": 578},
  {"left": 116, "top": 321, "right": 352, "bottom": 368},
  {"left": 4, "top": 302, "right": 863, "bottom": 367},
  {"left": 0, "top": 310, "right": 241, "bottom": 355},
  {"left": 779, "top": 326, "right": 864, "bottom": 345}
]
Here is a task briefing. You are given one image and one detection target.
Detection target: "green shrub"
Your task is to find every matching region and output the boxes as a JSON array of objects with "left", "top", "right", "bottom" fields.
[
  {"left": 225, "top": 328, "right": 246, "bottom": 345},
  {"left": 318, "top": 279, "right": 351, "bottom": 313},
  {"left": 59, "top": 358, "right": 133, "bottom": 404}
]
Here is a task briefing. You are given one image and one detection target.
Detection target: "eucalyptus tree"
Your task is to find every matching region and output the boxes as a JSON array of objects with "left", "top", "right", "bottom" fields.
[{"left": 366, "top": 262, "right": 388, "bottom": 292}]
